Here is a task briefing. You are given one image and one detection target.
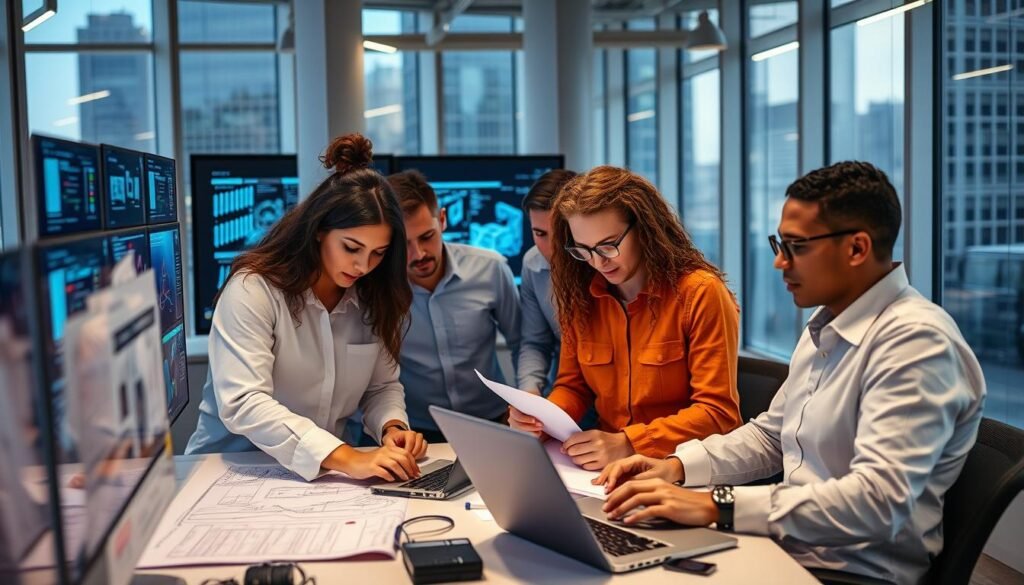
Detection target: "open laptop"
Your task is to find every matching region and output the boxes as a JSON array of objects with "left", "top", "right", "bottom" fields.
[
  {"left": 430, "top": 405, "right": 737, "bottom": 573},
  {"left": 371, "top": 458, "right": 472, "bottom": 500}
]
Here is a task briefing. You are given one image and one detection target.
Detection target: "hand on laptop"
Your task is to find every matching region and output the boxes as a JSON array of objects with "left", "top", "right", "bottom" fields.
[
  {"left": 383, "top": 427, "right": 428, "bottom": 460},
  {"left": 508, "top": 406, "right": 547, "bottom": 439},
  {"left": 323, "top": 444, "right": 421, "bottom": 482},
  {"left": 602, "top": 479, "right": 717, "bottom": 528},
  {"left": 594, "top": 454, "right": 684, "bottom": 492},
  {"left": 562, "top": 430, "right": 635, "bottom": 471}
]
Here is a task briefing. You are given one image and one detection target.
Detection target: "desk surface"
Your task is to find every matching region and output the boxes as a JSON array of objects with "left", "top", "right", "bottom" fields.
[{"left": 140, "top": 445, "right": 818, "bottom": 584}]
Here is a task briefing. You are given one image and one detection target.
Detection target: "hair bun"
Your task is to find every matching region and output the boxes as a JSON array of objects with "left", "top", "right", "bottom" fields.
[{"left": 320, "top": 133, "right": 374, "bottom": 175}]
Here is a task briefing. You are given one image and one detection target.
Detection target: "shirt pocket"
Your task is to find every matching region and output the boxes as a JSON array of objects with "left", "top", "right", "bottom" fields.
[
  {"left": 636, "top": 340, "right": 688, "bottom": 409},
  {"left": 577, "top": 340, "right": 614, "bottom": 390}
]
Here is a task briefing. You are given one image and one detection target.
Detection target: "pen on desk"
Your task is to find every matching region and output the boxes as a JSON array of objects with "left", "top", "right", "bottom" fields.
[{"left": 465, "top": 502, "right": 487, "bottom": 510}]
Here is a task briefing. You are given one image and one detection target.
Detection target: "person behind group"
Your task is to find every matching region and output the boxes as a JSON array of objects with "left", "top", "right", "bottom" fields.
[
  {"left": 387, "top": 170, "right": 521, "bottom": 443},
  {"left": 186, "top": 134, "right": 427, "bottom": 483},
  {"left": 509, "top": 165, "right": 742, "bottom": 469},
  {"left": 597, "top": 161, "right": 986, "bottom": 585},
  {"left": 517, "top": 169, "right": 578, "bottom": 396}
]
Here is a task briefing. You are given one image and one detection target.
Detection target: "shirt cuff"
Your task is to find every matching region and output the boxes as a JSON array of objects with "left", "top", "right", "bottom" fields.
[
  {"left": 671, "top": 440, "right": 712, "bottom": 487},
  {"left": 731, "top": 485, "right": 772, "bottom": 536},
  {"left": 622, "top": 422, "right": 655, "bottom": 456},
  {"left": 363, "top": 407, "right": 410, "bottom": 445},
  {"left": 292, "top": 424, "right": 345, "bottom": 481}
]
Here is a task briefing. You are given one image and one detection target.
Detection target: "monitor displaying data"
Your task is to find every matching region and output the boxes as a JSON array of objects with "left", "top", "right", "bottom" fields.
[
  {"left": 191, "top": 155, "right": 300, "bottom": 334},
  {"left": 100, "top": 145, "right": 146, "bottom": 229},
  {"left": 145, "top": 154, "right": 177, "bottom": 225},
  {"left": 394, "top": 155, "right": 564, "bottom": 282},
  {"left": 160, "top": 321, "right": 188, "bottom": 424},
  {"left": 33, "top": 135, "right": 102, "bottom": 238},
  {"left": 107, "top": 228, "right": 151, "bottom": 275},
  {"left": 147, "top": 224, "right": 185, "bottom": 336}
]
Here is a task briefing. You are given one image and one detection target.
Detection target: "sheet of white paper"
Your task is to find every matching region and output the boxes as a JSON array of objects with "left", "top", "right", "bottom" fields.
[
  {"left": 544, "top": 440, "right": 608, "bottom": 500},
  {"left": 138, "top": 458, "right": 407, "bottom": 568},
  {"left": 474, "top": 370, "right": 581, "bottom": 441}
]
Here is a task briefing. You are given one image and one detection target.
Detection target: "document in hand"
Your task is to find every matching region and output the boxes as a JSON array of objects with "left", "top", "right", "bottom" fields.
[{"left": 474, "top": 370, "right": 582, "bottom": 441}]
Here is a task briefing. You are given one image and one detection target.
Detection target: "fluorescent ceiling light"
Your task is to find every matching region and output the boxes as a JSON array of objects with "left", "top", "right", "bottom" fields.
[
  {"left": 627, "top": 110, "right": 655, "bottom": 123},
  {"left": 363, "top": 40, "right": 397, "bottom": 54},
  {"left": 857, "top": 1, "right": 930, "bottom": 27},
  {"left": 134, "top": 131, "right": 155, "bottom": 141},
  {"left": 67, "top": 90, "right": 110, "bottom": 105},
  {"left": 364, "top": 104, "right": 403, "bottom": 119},
  {"left": 22, "top": 9, "right": 55, "bottom": 32},
  {"left": 751, "top": 41, "right": 799, "bottom": 62},
  {"left": 52, "top": 116, "right": 78, "bottom": 127},
  {"left": 952, "top": 64, "right": 1014, "bottom": 81}
]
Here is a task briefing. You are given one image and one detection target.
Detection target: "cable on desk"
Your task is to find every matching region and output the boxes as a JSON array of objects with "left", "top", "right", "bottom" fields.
[
  {"left": 393, "top": 514, "right": 456, "bottom": 551},
  {"left": 200, "top": 561, "right": 316, "bottom": 585}
]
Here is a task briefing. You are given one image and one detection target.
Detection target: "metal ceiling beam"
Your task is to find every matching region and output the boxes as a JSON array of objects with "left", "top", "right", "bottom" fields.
[{"left": 426, "top": 0, "right": 475, "bottom": 46}]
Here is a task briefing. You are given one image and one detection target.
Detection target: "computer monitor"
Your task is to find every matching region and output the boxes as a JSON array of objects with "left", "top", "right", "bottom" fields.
[
  {"left": 145, "top": 154, "right": 178, "bottom": 225},
  {"left": 34, "top": 237, "right": 177, "bottom": 585},
  {"left": 100, "top": 145, "right": 146, "bottom": 229},
  {"left": 33, "top": 135, "right": 102, "bottom": 238},
  {"left": 160, "top": 321, "right": 188, "bottom": 426},
  {"left": 372, "top": 154, "right": 394, "bottom": 176},
  {"left": 190, "top": 154, "right": 300, "bottom": 334},
  {"left": 106, "top": 229, "right": 151, "bottom": 276},
  {"left": 147, "top": 225, "right": 185, "bottom": 337},
  {"left": 0, "top": 248, "right": 60, "bottom": 585},
  {"left": 394, "top": 155, "right": 565, "bottom": 282}
]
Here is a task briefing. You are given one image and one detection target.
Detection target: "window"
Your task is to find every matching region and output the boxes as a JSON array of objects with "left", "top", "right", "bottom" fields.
[
  {"left": 363, "top": 10, "right": 420, "bottom": 154},
  {"left": 625, "top": 19, "right": 658, "bottom": 185},
  {"left": 681, "top": 69, "right": 721, "bottom": 267},
  {"left": 593, "top": 47, "right": 608, "bottom": 166},
  {"left": 25, "top": 0, "right": 157, "bottom": 153},
  {"left": 829, "top": 11, "right": 905, "bottom": 259},
  {"left": 748, "top": 1, "right": 798, "bottom": 38},
  {"left": 940, "top": 0, "right": 1023, "bottom": 429},
  {"left": 442, "top": 15, "right": 518, "bottom": 154},
  {"left": 746, "top": 45, "right": 800, "bottom": 359}
]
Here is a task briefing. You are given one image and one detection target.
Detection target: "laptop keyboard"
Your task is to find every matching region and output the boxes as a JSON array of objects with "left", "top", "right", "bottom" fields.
[
  {"left": 585, "top": 516, "right": 667, "bottom": 557},
  {"left": 398, "top": 464, "right": 453, "bottom": 492}
]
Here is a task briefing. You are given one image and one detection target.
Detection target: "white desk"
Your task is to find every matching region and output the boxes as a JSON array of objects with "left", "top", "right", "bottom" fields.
[{"left": 139, "top": 445, "right": 819, "bottom": 584}]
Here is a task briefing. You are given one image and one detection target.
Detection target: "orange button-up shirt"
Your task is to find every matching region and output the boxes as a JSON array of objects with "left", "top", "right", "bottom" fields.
[{"left": 548, "top": 269, "right": 742, "bottom": 457}]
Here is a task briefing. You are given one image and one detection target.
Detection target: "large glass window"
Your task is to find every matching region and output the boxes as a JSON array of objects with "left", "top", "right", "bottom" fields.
[
  {"left": 25, "top": 0, "right": 156, "bottom": 152},
  {"left": 626, "top": 19, "right": 658, "bottom": 185},
  {"left": 746, "top": 46, "right": 800, "bottom": 358},
  {"left": 362, "top": 9, "right": 420, "bottom": 154},
  {"left": 830, "top": 10, "right": 906, "bottom": 258},
  {"left": 681, "top": 69, "right": 721, "bottom": 267},
  {"left": 442, "top": 16, "right": 518, "bottom": 154},
  {"left": 748, "top": 1, "right": 798, "bottom": 38},
  {"left": 940, "top": 0, "right": 1023, "bottom": 429}
]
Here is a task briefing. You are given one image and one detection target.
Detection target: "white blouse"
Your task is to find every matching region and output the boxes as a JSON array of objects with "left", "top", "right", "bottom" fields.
[{"left": 185, "top": 272, "right": 409, "bottom": 480}]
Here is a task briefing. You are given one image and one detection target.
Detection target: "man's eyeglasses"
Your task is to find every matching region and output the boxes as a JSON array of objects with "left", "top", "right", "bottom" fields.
[
  {"left": 768, "top": 229, "right": 861, "bottom": 262},
  {"left": 565, "top": 222, "right": 635, "bottom": 262}
]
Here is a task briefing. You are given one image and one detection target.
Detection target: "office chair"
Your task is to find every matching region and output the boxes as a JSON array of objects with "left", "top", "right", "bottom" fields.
[
  {"left": 812, "top": 417, "right": 1024, "bottom": 585},
  {"left": 737, "top": 355, "right": 789, "bottom": 422}
]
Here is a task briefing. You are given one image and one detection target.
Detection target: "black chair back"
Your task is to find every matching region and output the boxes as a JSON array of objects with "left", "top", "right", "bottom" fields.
[
  {"left": 928, "top": 417, "right": 1024, "bottom": 585},
  {"left": 737, "top": 356, "right": 789, "bottom": 422}
]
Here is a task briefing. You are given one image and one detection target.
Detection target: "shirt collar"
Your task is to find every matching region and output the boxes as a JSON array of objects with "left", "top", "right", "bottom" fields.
[
  {"left": 524, "top": 247, "right": 550, "bottom": 272},
  {"left": 807, "top": 263, "right": 909, "bottom": 347},
  {"left": 305, "top": 285, "right": 360, "bottom": 313}
]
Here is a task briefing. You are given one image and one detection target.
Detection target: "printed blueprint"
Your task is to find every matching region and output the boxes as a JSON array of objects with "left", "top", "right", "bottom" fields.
[{"left": 138, "top": 458, "right": 407, "bottom": 568}]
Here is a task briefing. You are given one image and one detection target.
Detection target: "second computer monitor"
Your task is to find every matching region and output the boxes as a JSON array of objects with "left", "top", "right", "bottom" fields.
[
  {"left": 33, "top": 135, "right": 102, "bottom": 238},
  {"left": 145, "top": 153, "right": 178, "bottom": 225},
  {"left": 394, "top": 155, "right": 564, "bottom": 282},
  {"left": 101, "top": 144, "right": 146, "bottom": 229}
]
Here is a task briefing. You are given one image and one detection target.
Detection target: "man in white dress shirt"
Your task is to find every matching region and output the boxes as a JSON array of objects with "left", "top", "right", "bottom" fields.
[{"left": 596, "top": 161, "right": 986, "bottom": 585}]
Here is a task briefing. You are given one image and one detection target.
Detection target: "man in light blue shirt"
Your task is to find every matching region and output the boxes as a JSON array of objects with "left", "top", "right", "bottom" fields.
[
  {"left": 597, "top": 162, "right": 985, "bottom": 585},
  {"left": 517, "top": 170, "right": 577, "bottom": 395},
  {"left": 387, "top": 170, "right": 521, "bottom": 442}
]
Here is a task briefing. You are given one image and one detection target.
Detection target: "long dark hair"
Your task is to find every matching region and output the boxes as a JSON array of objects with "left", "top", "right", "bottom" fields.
[
  {"left": 222, "top": 133, "right": 412, "bottom": 363},
  {"left": 551, "top": 165, "right": 727, "bottom": 334}
]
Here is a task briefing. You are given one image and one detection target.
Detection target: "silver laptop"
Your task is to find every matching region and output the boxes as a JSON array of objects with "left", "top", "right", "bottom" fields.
[
  {"left": 430, "top": 405, "right": 737, "bottom": 573},
  {"left": 371, "top": 459, "right": 472, "bottom": 500}
]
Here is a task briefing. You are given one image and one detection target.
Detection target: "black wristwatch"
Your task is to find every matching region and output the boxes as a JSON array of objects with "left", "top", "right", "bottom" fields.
[
  {"left": 711, "top": 485, "right": 735, "bottom": 532},
  {"left": 382, "top": 422, "right": 408, "bottom": 436}
]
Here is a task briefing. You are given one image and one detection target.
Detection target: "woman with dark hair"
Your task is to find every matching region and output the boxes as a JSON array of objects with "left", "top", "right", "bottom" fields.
[
  {"left": 186, "top": 134, "right": 427, "bottom": 482},
  {"left": 509, "top": 166, "right": 742, "bottom": 470}
]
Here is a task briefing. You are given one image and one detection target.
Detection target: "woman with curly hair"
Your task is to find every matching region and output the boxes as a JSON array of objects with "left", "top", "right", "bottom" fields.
[
  {"left": 187, "top": 133, "right": 427, "bottom": 482},
  {"left": 509, "top": 166, "right": 742, "bottom": 470}
]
